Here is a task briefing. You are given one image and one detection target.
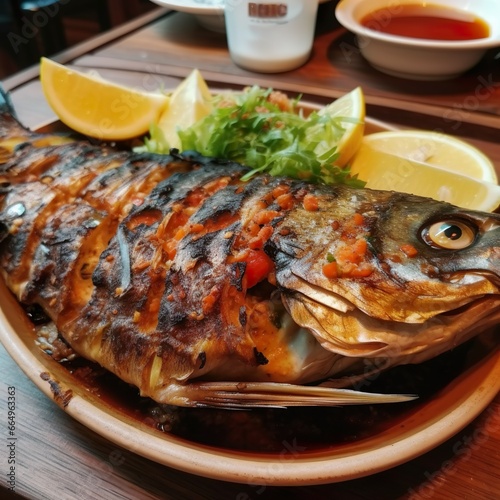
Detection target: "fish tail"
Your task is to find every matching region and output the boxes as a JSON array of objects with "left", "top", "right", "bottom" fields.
[
  {"left": 0, "top": 85, "right": 34, "bottom": 146},
  {"left": 0, "top": 84, "right": 16, "bottom": 117}
]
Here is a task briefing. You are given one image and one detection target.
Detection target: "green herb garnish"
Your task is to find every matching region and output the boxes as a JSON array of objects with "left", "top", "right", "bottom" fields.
[{"left": 138, "top": 86, "right": 365, "bottom": 188}]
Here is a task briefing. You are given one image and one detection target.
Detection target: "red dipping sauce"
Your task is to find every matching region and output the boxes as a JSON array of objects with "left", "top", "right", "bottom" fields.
[{"left": 361, "top": 4, "right": 490, "bottom": 41}]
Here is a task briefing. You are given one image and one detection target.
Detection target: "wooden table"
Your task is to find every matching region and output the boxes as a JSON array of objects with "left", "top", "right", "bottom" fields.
[{"left": 1, "top": 4, "right": 500, "bottom": 499}]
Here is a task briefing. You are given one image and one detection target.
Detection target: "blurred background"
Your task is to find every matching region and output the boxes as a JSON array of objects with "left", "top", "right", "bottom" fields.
[{"left": 0, "top": 0, "right": 157, "bottom": 79}]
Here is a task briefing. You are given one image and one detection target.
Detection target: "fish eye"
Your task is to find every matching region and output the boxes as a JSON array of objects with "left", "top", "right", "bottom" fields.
[{"left": 421, "top": 219, "right": 477, "bottom": 250}]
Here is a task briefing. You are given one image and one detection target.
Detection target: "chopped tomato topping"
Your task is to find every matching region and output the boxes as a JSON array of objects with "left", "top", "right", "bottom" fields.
[
  {"left": 255, "top": 200, "right": 268, "bottom": 211},
  {"left": 336, "top": 246, "right": 362, "bottom": 264},
  {"left": 353, "top": 238, "right": 367, "bottom": 256},
  {"left": 303, "top": 193, "right": 319, "bottom": 211},
  {"left": 322, "top": 261, "right": 339, "bottom": 279},
  {"left": 253, "top": 210, "right": 280, "bottom": 226},
  {"left": 272, "top": 184, "right": 290, "bottom": 198},
  {"left": 189, "top": 223, "right": 204, "bottom": 234},
  {"left": 323, "top": 236, "right": 373, "bottom": 280},
  {"left": 230, "top": 249, "right": 250, "bottom": 263},
  {"left": 203, "top": 177, "right": 230, "bottom": 194},
  {"left": 353, "top": 213, "right": 364, "bottom": 226},
  {"left": 401, "top": 244, "right": 418, "bottom": 257},
  {"left": 248, "top": 225, "right": 274, "bottom": 250},
  {"left": 245, "top": 249, "right": 274, "bottom": 288},
  {"left": 246, "top": 220, "right": 260, "bottom": 238},
  {"left": 275, "top": 193, "right": 294, "bottom": 210}
]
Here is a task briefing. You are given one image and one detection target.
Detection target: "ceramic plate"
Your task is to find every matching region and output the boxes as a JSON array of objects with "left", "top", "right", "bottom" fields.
[
  {"left": 0, "top": 107, "right": 499, "bottom": 485},
  {"left": 150, "top": 0, "right": 330, "bottom": 16},
  {"left": 1, "top": 280, "right": 499, "bottom": 485}
]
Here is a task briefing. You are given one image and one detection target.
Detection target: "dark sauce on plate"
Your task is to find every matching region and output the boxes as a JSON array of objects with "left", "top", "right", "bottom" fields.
[
  {"left": 361, "top": 4, "right": 490, "bottom": 41},
  {"left": 26, "top": 303, "right": 479, "bottom": 453},
  {"left": 66, "top": 340, "right": 471, "bottom": 453}
]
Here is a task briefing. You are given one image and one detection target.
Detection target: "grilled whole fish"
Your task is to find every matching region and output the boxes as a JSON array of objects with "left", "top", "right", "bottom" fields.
[{"left": 0, "top": 111, "right": 499, "bottom": 408}]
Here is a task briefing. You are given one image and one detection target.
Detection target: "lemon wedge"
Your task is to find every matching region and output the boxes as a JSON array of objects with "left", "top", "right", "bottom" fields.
[
  {"left": 156, "top": 69, "right": 213, "bottom": 150},
  {"left": 40, "top": 57, "right": 169, "bottom": 141},
  {"left": 316, "top": 87, "right": 365, "bottom": 167},
  {"left": 359, "top": 130, "right": 497, "bottom": 183},
  {"left": 350, "top": 131, "right": 500, "bottom": 211}
]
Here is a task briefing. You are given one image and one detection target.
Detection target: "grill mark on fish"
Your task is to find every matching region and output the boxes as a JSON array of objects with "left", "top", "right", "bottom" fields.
[{"left": 22, "top": 204, "right": 105, "bottom": 311}]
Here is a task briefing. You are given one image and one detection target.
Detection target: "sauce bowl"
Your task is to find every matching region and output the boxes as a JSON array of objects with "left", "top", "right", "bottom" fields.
[{"left": 335, "top": 0, "right": 500, "bottom": 80}]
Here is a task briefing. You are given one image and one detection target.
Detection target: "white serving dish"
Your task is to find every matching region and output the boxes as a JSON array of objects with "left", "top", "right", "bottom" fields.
[{"left": 335, "top": 0, "right": 500, "bottom": 80}]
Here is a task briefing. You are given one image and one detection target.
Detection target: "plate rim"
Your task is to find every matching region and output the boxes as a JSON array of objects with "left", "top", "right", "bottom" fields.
[
  {"left": 150, "top": 0, "right": 225, "bottom": 15},
  {"left": 150, "top": 0, "right": 329, "bottom": 16}
]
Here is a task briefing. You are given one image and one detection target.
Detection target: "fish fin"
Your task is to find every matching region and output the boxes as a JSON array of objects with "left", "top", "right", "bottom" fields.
[{"left": 179, "top": 381, "right": 417, "bottom": 409}]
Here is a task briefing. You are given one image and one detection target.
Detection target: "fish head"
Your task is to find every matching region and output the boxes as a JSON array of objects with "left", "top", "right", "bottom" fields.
[
  {"left": 269, "top": 185, "right": 500, "bottom": 362},
  {"left": 359, "top": 191, "right": 500, "bottom": 313}
]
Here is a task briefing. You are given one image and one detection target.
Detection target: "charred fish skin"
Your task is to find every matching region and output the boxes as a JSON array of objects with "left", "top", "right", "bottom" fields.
[{"left": 0, "top": 113, "right": 498, "bottom": 408}]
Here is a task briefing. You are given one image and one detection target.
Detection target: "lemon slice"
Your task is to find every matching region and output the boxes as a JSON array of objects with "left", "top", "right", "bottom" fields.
[
  {"left": 350, "top": 132, "right": 500, "bottom": 211},
  {"left": 316, "top": 87, "right": 365, "bottom": 167},
  {"left": 156, "top": 69, "right": 213, "bottom": 150},
  {"left": 40, "top": 57, "right": 169, "bottom": 141},
  {"left": 360, "top": 130, "right": 497, "bottom": 183}
]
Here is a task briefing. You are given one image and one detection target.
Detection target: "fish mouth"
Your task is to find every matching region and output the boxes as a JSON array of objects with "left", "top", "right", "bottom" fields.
[{"left": 281, "top": 283, "right": 500, "bottom": 367}]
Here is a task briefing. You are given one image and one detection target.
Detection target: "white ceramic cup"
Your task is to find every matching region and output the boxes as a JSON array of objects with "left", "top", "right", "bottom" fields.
[{"left": 224, "top": 0, "right": 319, "bottom": 72}]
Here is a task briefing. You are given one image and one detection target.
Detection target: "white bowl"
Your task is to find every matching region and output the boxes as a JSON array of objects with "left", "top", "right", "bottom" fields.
[{"left": 335, "top": 0, "right": 500, "bottom": 80}]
